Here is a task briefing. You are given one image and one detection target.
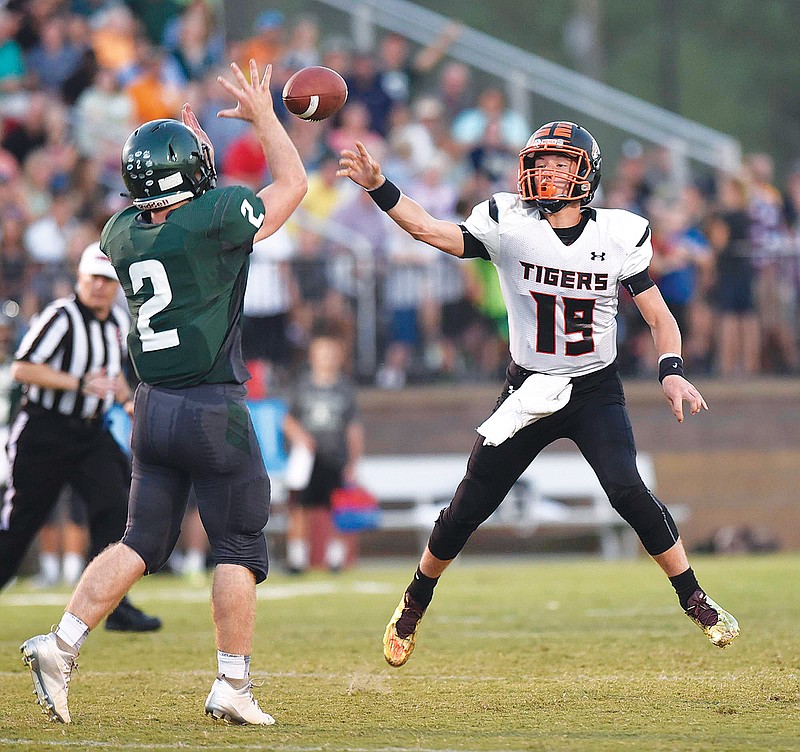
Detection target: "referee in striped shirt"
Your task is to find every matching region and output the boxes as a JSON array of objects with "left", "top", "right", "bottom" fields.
[{"left": 0, "top": 243, "right": 160, "bottom": 632}]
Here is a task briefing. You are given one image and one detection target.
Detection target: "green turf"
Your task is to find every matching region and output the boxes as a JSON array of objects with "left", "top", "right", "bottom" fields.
[{"left": 1, "top": 553, "right": 797, "bottom": 751}]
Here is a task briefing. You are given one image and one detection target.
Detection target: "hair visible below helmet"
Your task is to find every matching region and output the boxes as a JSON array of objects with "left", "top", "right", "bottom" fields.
[
  {"left": 121, "top": 119, "right": 216, "bottom": 211},
  {"left": 518, "top": 121, "right": 601, "bottom": 214}
]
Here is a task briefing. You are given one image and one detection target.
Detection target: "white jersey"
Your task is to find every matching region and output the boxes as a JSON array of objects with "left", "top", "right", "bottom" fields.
[{"left": 462, "top": 193, "right": 652, "bottom": 377}]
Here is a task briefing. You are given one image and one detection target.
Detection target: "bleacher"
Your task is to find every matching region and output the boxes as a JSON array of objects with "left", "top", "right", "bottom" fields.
[
  {"left": 278, "top": 451, "right": 670, "bottom": 560},
  {"left": 249, "top": 399, "right": 683, "bottom": 560},
  {"left": 1, "top": 401, "right": 684, "bottom": 562}
]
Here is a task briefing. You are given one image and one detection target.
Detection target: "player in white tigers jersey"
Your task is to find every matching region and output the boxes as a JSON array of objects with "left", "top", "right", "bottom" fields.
[
  {"left": 463, "top": 193, "right": 652, "bottom": 377},
  {"left": 338, "top": 121, "right": 739, "bottom": 668}
]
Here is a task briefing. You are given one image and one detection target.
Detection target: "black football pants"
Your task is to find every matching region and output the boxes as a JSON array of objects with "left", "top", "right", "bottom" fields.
[
  {"left": 0, "top": 410, "right": 130, "bottom": 589},
  {"left": 122, "top": 383, "right": 270, "bottom": 583},
  {"left": 428, "top": 362, "right": 680, "bottom": 560}
]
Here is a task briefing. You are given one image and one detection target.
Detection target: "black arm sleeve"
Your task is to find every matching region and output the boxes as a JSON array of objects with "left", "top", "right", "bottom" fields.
[
  {"left": 620, "top": 268, "right": 656, "bottom": 297},
  {"left": 459, "top": 225, "right": 491, "bottom": 260}
]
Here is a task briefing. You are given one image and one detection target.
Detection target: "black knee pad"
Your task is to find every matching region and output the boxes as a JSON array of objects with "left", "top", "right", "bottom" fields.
[
  {"left": 427, "top": 476, "right": 499, "bottom": 560},
  {"left": 428, "top": 506, "right": 465, "bottom": 561},
  {"left": 608, "top": 484, "right": 679, "bottom": 556}
]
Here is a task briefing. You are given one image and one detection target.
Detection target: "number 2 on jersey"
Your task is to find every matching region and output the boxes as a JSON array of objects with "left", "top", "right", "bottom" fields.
[
  {"left": 240, "top": 198, "right": 264, "bottom": 228},
  {"left": 129, "top": 259, "right": 180, "bottom": 352},
  {"left": 530, "top": 292, "right": 595, "bottom": 355}
]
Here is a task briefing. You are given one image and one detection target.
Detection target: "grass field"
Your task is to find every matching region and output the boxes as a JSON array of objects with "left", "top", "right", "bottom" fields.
[{"left": 0, "top": 553, "right": 797, "bottom": 752}]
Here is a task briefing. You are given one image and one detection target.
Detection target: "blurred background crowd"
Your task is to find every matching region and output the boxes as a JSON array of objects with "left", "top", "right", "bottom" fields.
[{"left": 1, "top": 0, "right": 800, "bottom": 399}]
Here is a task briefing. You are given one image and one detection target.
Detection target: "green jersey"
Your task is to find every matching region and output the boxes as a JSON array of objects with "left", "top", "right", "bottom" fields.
[{"left": 101, "top": 186, "right": 266, "bottom": 388}]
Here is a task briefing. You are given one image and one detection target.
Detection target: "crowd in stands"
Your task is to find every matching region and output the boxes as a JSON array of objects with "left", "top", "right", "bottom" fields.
[{"left": 2, "top": 0, "right": 800, "bottom": 397}]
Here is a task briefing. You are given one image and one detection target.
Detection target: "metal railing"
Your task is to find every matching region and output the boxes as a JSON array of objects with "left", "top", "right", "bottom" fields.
[
  {"left": 314, "top": 0, "right": 741, "bottom": 173},
  {"left": 291, "top": 210, "right": 377, "bottom": 378}
]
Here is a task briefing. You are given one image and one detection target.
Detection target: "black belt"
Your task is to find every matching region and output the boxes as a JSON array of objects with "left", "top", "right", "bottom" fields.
[
  {"left": 508, "top": 360, "right": 617, "bottom": 384},
  {"left": 24, "top": 404, "right": 104, "bottom": 432}
]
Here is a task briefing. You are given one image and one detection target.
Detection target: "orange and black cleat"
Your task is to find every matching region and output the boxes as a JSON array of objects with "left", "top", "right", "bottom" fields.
[{"left": 383, "top": 592, "right": 427, "bottom": 667}]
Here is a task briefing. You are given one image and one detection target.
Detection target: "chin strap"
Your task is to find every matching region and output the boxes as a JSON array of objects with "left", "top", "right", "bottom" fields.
[
  {"left": 133, "top": 190, "right": 195, "bottom": 210},
  {"left": 536, "top": 199, "right": 569, "bottom": 214}
]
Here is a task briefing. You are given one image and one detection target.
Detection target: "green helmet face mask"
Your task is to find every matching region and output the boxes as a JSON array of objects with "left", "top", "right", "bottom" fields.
[{"left": 121, "top": 119, "right": 217, "bottom": 210}]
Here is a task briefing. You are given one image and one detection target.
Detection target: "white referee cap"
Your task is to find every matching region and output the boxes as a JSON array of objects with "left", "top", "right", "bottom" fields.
[{"left": 78, "top": 242, "right": 118, "bottom": 281}]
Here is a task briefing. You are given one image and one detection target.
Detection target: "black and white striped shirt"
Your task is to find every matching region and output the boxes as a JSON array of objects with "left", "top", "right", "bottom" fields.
[{"left": 15, "top": 296, "right": 129, "bottom": 420}]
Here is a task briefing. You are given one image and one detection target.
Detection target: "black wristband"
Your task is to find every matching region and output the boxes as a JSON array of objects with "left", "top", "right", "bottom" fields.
[
  {"left": 658, "top": 356, "right": 685, "bottom": 383},
  {"left": 367, "top": 179, "right": 401, "bottom": 211},
  {"left": 77, "top": 375, "right": 85, "bottom": 393}
]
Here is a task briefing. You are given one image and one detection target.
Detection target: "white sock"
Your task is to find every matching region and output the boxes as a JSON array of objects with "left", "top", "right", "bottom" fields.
[
  {"left": 326, "top": 539, "right": 347, "bottom": 570},
  {"left": 62, "top": 553, "right": 85, "bottom": 586},
  {"left": 217, "top": 651, "right": 248, "bottom": 680},
  {"left": 286, "top": 540, "right": 309, "bottom": 570},
  {"left": 182, "top": 549, "right": 206, "bottom": 576},
  {"left": 166, "top": 549, "right": 184, "bottom": 573},
  {"left": 55, "top": 612, "right": 89, "bottom": 651},
  {"left": 39, "top": 553, "right": 60, "bottom": 585}
]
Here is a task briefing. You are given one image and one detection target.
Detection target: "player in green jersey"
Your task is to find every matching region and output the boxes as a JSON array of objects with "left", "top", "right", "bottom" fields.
[
  {"left": 103, "top": 181, "right": 266, "bottom": 387},
  {"left": 20, "top": 60, "right": 307, "bottom": 726}
]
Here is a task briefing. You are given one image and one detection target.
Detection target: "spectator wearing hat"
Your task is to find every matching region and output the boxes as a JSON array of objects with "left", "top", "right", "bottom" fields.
[
  {"left": 235, "top": 9, "right": 286, "bottom": 75},
  {"left": 0, "top": 243, "right": 161, "bottom": 632},
  {"left": 221, "top": 128, "right": 268, "bottom": 190}
]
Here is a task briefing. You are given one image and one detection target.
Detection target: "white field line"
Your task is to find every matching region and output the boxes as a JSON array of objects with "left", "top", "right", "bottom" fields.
[
  {"left": 0, "top": 668, "right": 771, "bottom": 682},
  {"left": 0, "top": 585, "right": 677, "bottom": 618},
  {"left": 0, "top": 581, "right": 395, "bottom": 607},
  {"left": 0, "top": 741, "right": 515, "bottom": 752},
  {"left": 584, "top": 606, "right": 676, "bottom": 617}
]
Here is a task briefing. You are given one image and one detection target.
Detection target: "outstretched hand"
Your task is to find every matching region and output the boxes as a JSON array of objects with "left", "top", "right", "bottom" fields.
[
  {"left": 181, "top": 103, "right": 215, "bottom": 168},
  {"left": 217, "top": 59, "right": 275, "bottom": 125},
  {"left": 337, "top": 141, "right": 384, "bottom": 190},
  {"left": 662, "top": 375, "right": 708, "bottom": 423}
]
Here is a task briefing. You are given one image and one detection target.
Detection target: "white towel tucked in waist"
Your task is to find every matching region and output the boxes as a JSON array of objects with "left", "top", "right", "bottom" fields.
[{"left": 476, "top": 373, "right": 573, "bottom": 446}]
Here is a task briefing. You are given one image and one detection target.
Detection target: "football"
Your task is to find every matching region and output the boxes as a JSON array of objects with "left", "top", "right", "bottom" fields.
[{"left": 282, "top": 66, "right": 348, "bottom": 121}]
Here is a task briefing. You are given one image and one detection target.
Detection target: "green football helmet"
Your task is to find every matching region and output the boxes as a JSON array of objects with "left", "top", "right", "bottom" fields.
[{"left": 121, "top": 119, "right": 216, "bottom": 210}]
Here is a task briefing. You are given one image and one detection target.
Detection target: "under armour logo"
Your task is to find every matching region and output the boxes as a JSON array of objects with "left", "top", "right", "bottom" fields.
[
  {"left": 591, "top": 252, "right": 606, "bottom": 261},
  {"left": 507, "top": 385, "right": 515, "bottom": 394}
]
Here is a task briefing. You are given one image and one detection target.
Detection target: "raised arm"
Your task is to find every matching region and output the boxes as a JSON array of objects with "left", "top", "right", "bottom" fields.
[
  {"left": 413, "top": 22, "right": 463, "bottom": 73},
  {"left": 217, "top": 60, "right": 307, "bottom": 243},
  {"left": 337, "top": 141, "right": 464, "bottom": 257}
]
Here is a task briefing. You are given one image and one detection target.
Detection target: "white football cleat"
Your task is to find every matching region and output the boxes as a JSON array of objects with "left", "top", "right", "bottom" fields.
[
  {"left": 20, "top": 632, "right": 78, "bottom": 723},
  {"left": 204, "top": 676, "right": 275, "bottom": 725}
]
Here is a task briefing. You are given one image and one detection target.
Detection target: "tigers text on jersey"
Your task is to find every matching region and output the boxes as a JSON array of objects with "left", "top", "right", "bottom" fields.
[
  {"left": 462, "top": 194, "right": 652, "bottom": 377},
  {"left": 101, "top": 186, "right": 265, "bottom": 388}
]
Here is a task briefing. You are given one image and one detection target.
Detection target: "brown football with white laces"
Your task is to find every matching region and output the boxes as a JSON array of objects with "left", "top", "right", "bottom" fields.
[{"left": 282, "top": 66, "right": 348, "bottom": 121}]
